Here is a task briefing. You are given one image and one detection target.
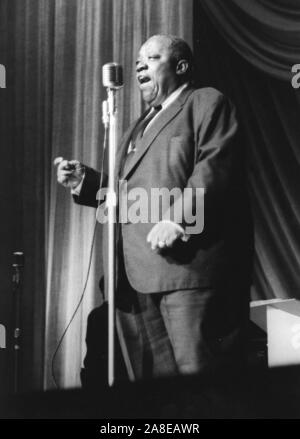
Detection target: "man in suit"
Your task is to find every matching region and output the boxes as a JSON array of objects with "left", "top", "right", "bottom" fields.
[{"left": 57, "top": 35, "right": 252, "bottom": 382}]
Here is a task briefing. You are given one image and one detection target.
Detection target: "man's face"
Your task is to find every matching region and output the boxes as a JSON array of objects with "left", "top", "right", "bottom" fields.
[{"left": 136, "top": 37, "right": 179, "bottom": 107}]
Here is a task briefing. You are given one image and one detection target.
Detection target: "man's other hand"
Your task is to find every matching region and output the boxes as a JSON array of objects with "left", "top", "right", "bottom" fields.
[
  {"left": 147, "top": 221, "right": 186, "bottom": 252},
  {"left": 57, "top": 159, "right": 85, "bottom": 189}
]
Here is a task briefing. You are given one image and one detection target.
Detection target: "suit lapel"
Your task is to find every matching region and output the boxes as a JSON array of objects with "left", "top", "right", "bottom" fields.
[
  {"left": 115, "top": 110, "right": 151, "bottom": 181},
  {"left": 115, "top": 127, "right": 132, "bottom": 181},
  {"left": 121, "top": 87, "right": 194, "bottom": 180}
]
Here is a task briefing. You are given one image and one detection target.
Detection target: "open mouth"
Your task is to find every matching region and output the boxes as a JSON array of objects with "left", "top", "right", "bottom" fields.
[{"left": 138, "top": 75, "right": 151, "bottom": 85}]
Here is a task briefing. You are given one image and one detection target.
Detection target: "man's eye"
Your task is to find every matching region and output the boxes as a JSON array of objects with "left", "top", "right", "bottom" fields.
[{"left": 148, "top": 56, "right": 159, "bottom": 60}]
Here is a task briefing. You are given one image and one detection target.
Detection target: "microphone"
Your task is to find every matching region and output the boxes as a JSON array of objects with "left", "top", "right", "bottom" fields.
[{"left": 102, "top": 63, "right": 123, "bottom": 89}]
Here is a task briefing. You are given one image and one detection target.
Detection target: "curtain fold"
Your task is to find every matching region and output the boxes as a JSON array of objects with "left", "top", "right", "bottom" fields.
[{"left": 200, "top": 0, "right": 300, "bottom": 81}]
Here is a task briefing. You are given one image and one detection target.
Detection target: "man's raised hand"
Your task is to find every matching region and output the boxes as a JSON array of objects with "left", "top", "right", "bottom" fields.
[{"left": 55, "top": 157, "right": 85, "bottom": 189}]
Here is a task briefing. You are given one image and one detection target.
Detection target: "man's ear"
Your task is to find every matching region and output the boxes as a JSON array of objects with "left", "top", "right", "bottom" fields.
[{"left": 176, "top": 59, "right": 189, "bottom": 76}]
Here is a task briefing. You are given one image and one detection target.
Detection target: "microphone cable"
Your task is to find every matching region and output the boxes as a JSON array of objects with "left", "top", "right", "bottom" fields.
[{"left": 51, "top": 125, "right": 108, "bottom": 389}]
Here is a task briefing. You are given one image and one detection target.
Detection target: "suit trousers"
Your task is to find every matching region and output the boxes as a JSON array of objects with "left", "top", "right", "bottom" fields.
[{"left": 115, "top": 247, "right": 246, "bottom": 381}]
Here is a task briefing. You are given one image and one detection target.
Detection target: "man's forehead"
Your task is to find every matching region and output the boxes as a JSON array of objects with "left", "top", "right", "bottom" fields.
[{"left": 139, "top": 37, "right": 171, "bottom": 55}]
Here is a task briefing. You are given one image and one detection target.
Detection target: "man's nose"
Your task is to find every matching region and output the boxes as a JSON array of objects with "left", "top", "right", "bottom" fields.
[{"left": 136, "top": 61, "right": 148, "bottom": 73}]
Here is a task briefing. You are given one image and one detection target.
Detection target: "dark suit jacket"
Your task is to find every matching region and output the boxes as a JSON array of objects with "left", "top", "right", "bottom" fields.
[{"left": 75, "top": 87, "right": 253, "bottom": 300}]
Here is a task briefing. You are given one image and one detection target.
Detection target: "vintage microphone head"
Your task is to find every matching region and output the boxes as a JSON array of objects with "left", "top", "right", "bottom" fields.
[{"left": 102, "top": 63, "right": 123, "bottom": 89}]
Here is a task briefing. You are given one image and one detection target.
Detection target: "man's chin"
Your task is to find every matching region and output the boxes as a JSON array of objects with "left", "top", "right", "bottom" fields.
[
  {"left": 140, "top": 89, "right": 158, "bottom": 104},
  {"left": 141, "top": 91, "right": 153, "bottom": 103}
]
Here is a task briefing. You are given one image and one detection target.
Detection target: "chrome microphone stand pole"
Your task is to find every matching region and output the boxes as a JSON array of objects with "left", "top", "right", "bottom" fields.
[
  {"left": 107, "top": 88, "right": 117, "bottom": 387},
  {"left": 102, "top": 63, "right": 123, "bottom": 387}
]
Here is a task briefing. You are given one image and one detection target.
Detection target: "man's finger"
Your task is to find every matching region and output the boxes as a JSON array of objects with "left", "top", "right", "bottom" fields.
[
  {"left": 150, "top": 232, "right": 160, "bottom": 250},
  {"left": 146, "top": 230, "right": 152, "bottom": 243},
  {"left": 146, "top": 225, "right": 157, "bottom": 243},
  {"left": 60, "top": 170, "right": 74, "bottom": 176},
  {"left": 166, "top": 229, "right": 181, "bottom": 246},
  {"left": 151, "top": 238, "right": 159, "bottom": 250},
  {"left": 57, "top": 160, "right": 69, "bottom": 171},
  {"left": 69, "top": 159, "right": 80, "bottom": 168},
  {"left": 165, "top": 236, "right": 175, "bottom": 247},
  {"left": 53, "top": 156, "right": 64, "bottom": 166},
  {"left": 57, "top": 175, "right": 68, "bottom": 185}
]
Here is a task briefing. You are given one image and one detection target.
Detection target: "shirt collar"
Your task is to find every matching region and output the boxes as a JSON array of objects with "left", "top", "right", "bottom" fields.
[
  {"left": 160, "top": 83, "right": 189, "bottom": 110},
  {"left": 149, "top": 83, "right": 189, "bottom": 113}
]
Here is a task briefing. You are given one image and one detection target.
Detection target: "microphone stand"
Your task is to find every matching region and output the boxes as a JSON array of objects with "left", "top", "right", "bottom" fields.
[
  {"left": 103, "top": 88, "right": 118, "bottom": 387},
  {"left": 12, "top": 251, "right": 24, "bottom": 394}
]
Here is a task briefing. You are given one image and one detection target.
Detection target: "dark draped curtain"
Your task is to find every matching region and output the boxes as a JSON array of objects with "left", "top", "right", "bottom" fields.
[
  {"left": 194, "top": 1, "right": 300, "bottom": 301},
  {"left": 201, "top": 0, "right": 300, "bottom": 81}
]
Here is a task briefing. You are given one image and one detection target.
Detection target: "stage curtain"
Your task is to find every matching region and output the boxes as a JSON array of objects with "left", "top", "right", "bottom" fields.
[
  {"left": 0, "top": 0, "right": 55, "bottom": 394},
  {"left": 200, "top": 0, "right": 300, "bottom": 81},
  {"left": 194, "top": 2, "right": 300, "bottom": 302},
  {"left": 0, "top": 0, "right": 192, "bottom": 391}
]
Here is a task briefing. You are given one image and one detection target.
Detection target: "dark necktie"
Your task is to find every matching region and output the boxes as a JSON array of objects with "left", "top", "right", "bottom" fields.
[
  {"left": 129, "top": 105, "right": 162, "bottom": 153},
  {"left": 121, "top": 105, "right": 162, "bottom": 177}
]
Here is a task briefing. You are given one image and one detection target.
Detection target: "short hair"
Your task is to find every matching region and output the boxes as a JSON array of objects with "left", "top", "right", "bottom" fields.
[{"left": 146, "top": 34, "right": 194, "bottom": 82}]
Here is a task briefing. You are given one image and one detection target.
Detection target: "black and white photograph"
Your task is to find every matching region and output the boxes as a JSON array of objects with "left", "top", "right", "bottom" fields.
[{"left": 0, "top": 0, "right": 300, "bottom": 424}]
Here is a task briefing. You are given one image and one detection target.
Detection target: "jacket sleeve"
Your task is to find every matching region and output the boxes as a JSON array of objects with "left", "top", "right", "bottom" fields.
[{"left": 73, "top": 165, "right": 107, "bottom": 208}]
